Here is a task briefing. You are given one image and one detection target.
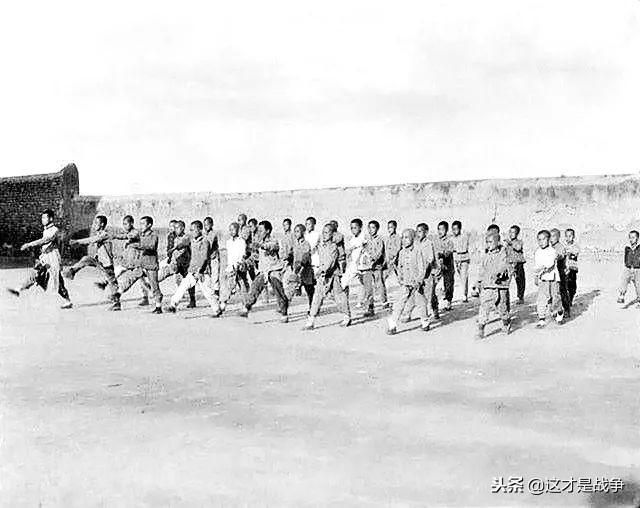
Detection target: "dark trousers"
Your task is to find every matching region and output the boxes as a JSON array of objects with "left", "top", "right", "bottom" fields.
[
  {"left": 442, "top": 264, "right": 454, "bottom": 303},
  {"left": 69, "top": 256, "right": 119, "bottom": 301},
  {"left": 22, "top": 261, "right": 70, "bottom": 302},
  {"left": 512, "top": 262, "right": 526, "bottom": 301},
  {"left": 119, "top": 267, "right": 163, "bottom": 306},
  {"left": 566, "top": 270, "right": 577, "bottom": 306},
  {"left": 559, "top": 271, "right": 571, "bottom": 313},
  {"left": 245, "top": 272, "right": 288, "bottom": 315}
]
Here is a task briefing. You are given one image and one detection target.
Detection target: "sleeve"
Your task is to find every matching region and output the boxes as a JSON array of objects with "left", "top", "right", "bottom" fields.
[
  {"left": 295, "top": 243, "right": 311, "bottom": 272},
  {"left": 319, "top": 244, "right": 338, "bottom": 273},
  {"left": 74, "top": 230, "right": 109, "bottom": 245},
  {"left": 137, "top": 233, "right": 158, "bottom": 252},
  {"left": 415, "top": 249, "right": 426, "bottom": 284}
]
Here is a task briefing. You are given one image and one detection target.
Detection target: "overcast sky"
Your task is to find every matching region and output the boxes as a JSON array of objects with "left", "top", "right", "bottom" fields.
[{"left": 0, "top": 0, "right": 638, "bottom": 195}]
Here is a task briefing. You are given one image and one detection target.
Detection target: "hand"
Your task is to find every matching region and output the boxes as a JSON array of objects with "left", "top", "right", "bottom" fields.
[
  {"left": 19, "top": 243, "right": 29, "bottom": 251},
  {"left": 197, "top": 273, "right": 205, "bottom": 283},
  {"left": 69, "top": 239, "right": 78, "bottom": 246}
]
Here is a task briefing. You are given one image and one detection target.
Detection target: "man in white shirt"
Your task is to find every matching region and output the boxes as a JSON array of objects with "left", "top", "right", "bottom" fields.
[
  {"left": 533, "top": 229, "right": 563, "bottom": 328},
  {"left": 7, "top": 209, "right": 73, "bottom": 309},
  {"left": 304, "top": 216, "right": 320, "bottom": 271},
  {"left": 217, "top": 221, "right": 249, "bottom": 314}
]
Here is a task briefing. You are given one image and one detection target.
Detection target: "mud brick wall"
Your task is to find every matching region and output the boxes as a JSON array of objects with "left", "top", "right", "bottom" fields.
[
  {"left": 0, "top": 164, "right": 79, "bottom": 257},
  {"left": 2, "top": 164, "right": 640, "bottom": 261},
  {"left": 91, "top": 174, "right": 640, "bottom": 258}
]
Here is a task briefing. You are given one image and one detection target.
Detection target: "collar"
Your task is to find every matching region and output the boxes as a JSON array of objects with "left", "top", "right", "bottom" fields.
[{"left": 44, "top": 223, "right": 55, "bottom": 230}]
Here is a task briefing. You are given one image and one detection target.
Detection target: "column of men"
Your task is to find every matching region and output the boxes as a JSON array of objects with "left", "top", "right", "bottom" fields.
[{"left": 17, "top": 208, "right": 640, "bottom": 339}]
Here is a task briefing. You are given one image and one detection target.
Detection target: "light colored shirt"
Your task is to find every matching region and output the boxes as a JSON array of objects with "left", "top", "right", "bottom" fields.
[
  {"left": 305, "top": 229, "right": 321, "bottom": 268},
  {"left": 40, "top": 224, "right": 61, "bottom": 255},
  {"left": 451, "top": 233, "right": 470, "bottom": 262},
  {"left": 225, "top": 237, "right": 246, "bottom": 273},
  {"left": 534, "top": 246, "right": 560, "bottom": 281}
]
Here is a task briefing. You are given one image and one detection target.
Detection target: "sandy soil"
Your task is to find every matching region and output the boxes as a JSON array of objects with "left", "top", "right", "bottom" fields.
[{"left": 0, "top": 259, "right": 639, "bottom": 507}]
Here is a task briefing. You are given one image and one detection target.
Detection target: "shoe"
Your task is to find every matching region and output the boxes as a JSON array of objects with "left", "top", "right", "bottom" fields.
[
  {"left": 382, "top": 301, "right": 392, "bottom": 310},
  {"left": 280, "top": 315, "right": 289, "bottom": 324},
  {"left": 340, "top": 317, "right": 351, "bottom": 327},
  {"left": 420, "top": 323, "right": 430, "bottom": 332},
  {"left": 476, "top": 324, "right": 485, "bottom": 340},
  {"left": 502, "top": 320, "right": 511, "bottom": 335},
  {"left": 442, "top": 301, "right": 452, "bottom": 311},
  {"left": 517, "top": 298, "right": 525, "bottom": 305},
  {"left": 211, "top": 308, "right": 223, "bottom": 318},
  {"left": 433, "top": 312, "right": 441, "bottom": 320},
  {"left": 109, "top": 302, "right": 121, "bottom": 311},
  {"left": 165, "top": 305, "right": 177, "bottom": 313},
  {"left": 94, "top": 281, "right": 107, "bottom": 291},
  {"left": 536, "top": 319, "right": 546, "bottom": 329},
  {"left": 555, "top": 312, "right": 564, "bottom": 324},
  {"left": 62, "top": 267, "right": 75, "bottom": 280},
  {"left": 238, "top": 306, "right": 249, "bottom": 318},
  {"left": 219, "top": 303, "right": 227, "bottom": 312},
  {"left": 187, "top": 301, "right": 197, "bottom": 309},
  {"left": 302, "top": 321, "right": 314, "bottom": 331},
  {"left": 7, "top": 288, "right": 20, "bottom": 297},
  {"left": 138, "top": 297, "right": 150, "bottom": 307},
  {"left": 151, "top": 307, "right": 163, "bottom": 314},
  {"left": 617, "top": 297, "right": 624, "bottom": 304},
  {"left": 60, "top": 301, "right": 73, "bottom": 309},
  {"left": 462, "top": 297, "right": 468, "bottom": 303},
  {"left": 386, "top": 326, "right": 397, "bottom": 336},
  {"left": 362, "top": 308, "right": 375, "bottom": 318}
]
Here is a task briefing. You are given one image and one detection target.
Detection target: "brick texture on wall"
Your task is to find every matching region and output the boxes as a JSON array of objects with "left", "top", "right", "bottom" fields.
[{"left": 0, "top": 164, "right": 79, "bottom": 257}]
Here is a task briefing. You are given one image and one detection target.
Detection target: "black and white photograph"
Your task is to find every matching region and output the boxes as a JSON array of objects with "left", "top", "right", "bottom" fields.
[{"left": 1, "top": 1, "right": 639, "bottom": 506}]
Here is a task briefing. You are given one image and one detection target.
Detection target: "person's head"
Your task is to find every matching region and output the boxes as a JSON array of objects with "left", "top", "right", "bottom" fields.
[
  {"left": 537, "top": 229, "right": 551, "bottom": 249},
  {"left": 451, "top": 220, "right": 462, "bottom": 236},
  {"left": 240, "top": 225, "right": 251, "bottom": 240},
  {"left": 237, "top": 213, "right": 247, "bottom": 226},
  {"left": 401, "top": 228, "right": 415, "bottom": 248},
  {"left": 41, "top": 209, "right": 55, "bottom": 227},
  {"left": 228, "top": 222, "right": 239, "bottom": 237},
  {"left": 93, "top": 215, "right": 108, "bottom": 231},
  {"left": 283, "top": 218, "right": 292, "bottom": 232},
  {"left": 550, "top": 228, "right": 560, "bottom": 245},
  {"left": 509, "top": 225, "right": 521, "bottom": 240},
  {"left": 565, "top": 228, "right": 575, "bottom": 244},
  {"left": 203, "top": 217, "right": 213, "bottom": 232},
  {"left": 141, "top": 216, "right": 153, "bottom": 231},
  {"left": 350, "top": 218, "right": 363, "bottom": 236},
  {"left": 122, "top": 215, "right": 134, "bottom": 231},
  {"left": 190, "top": 220, "right": 203, "bottom": 238},
  {"left": 368, "top": 220, "right": 380, "bottom": 236},
  {"left": 294, "top": 223, "right": 306, "bottom": 240},
  {"left": 169, "top": 219, "right": 177, "bottom": 233},
  {"left": 416, "top": 223, "right": 428, "bottom": 241},
  {"left": 388, "top": 220, "right": 397, "bottom": 235},
  {"left": 175, "top": 220, "right": 186, "bottom": 235},
  {"left": 322, "top": 223, "right": 334, "bottom": 242},
  {"left": 487, "top": 224, "right": 500, "bottom": 234},
  {"left": 329, "top": 220, "right": 339, "bottom": 231},
  {"left": 437, "top": 221, "right": 449, "bottom": 237},
  {"left": 486, "top": 232, "right": 500, "bottom": 251},
  {"left": 258, "top": 220, "right": 272, "bottom": 237},
  {"left": 305, "top": 216, "right": 317, "bottom": 232},
  {"left": 630, "top": 230, "right": 639, "bottom": 246},
  {"left": 248, "top": 218, "right": 258, "bottom": 233}
]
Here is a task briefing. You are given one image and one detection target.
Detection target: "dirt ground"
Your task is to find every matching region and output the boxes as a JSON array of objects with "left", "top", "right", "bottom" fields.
[{"left": 1, "top": 258, "right": 639, "bottom": 507}]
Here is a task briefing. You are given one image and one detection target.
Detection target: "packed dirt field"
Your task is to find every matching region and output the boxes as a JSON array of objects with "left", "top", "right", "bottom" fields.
[{"left": 1, "top": 258, "right": 639, "bottom": 507}]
